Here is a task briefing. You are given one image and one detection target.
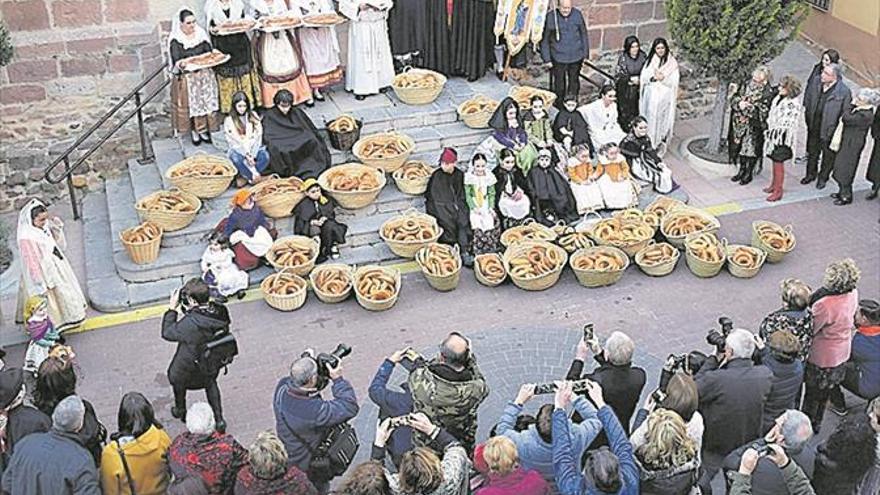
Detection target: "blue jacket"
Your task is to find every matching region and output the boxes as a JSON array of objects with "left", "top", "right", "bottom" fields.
[
  {"left": 757, "top": 349, "right": 804, "bottom": 433},
  {"left": 1, "top": 429, "right": 100, "bottom": 495},
  {"left": 851, "top": 329, "right": 880, "bottom": 398},
  {"left": 368, "top": 359, "right": 414, "bottom": 466},
  {"left": 498, "top": 396, "right": 601, "bottom": 490},
  {"left": 273, "top": 376, "right": 359, "bottom": 471},
  {"left": 552, "top": 405, "right": 639, "bottom": 495},
  {"left": 540, "top": 8, "right": 589, "bottom": 64}
]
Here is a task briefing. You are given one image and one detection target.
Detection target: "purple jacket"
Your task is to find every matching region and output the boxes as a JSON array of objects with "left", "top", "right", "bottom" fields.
[{"left": 476, "top": 467, "right": 551, "bottom": 495}]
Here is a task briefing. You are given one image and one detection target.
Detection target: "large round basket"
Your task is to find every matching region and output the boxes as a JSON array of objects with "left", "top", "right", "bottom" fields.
[
  {"left": 660, "top": 207, "right": 721, "bottom": 249},
  {"left": 120, "top": 222, "right": 163, "bottom": 265},
  {"left": 726, "top": 244, "right": 767, "bottom": 279},
  {"left": 266, "top": 235, "right": 320, "bottom": 275},
  {"left": 326, "top": 116, "right": 362, "bottom": 151},
  {"left": 391, "top": 161, "right": 435, "bottom": 196},
  {"left": 415, "top": 243, "right": 462, "bottom": 292},
  {"left": 684, "top": 234, "right": 727, "bottom": 278},
  {"left": 352, "top": 132, "right": 415, "bottom": 173},
  {"left": 318, "top": 163, "right": 387, "bottom": 209},
  {"left": 509, "top": 85, "right": 557, "bottom": 110},
  {"left": 380, "top": 209, "right": 443, "bottom": 258},
  {"left": 392, "top": 67, "right": 447, "bottom": 105},
  {"left": 751, "top": 221, "right": 796, "bottom": 263},
  {"left": 354, "top": 265, "right": 401, "bottom": 311},
  {"left": 456, "top": 95, "right": 498, "bottom": 129},
  {"left": 500, "top": 219, "right": 558, "bottom": 247},
  {"left": 250, "top": 175, "right": 305, "bottom": 218},
  {"left": 164, "top": 153, "right": 236, "bottom": 199},
  {"left": 261, "top": 269, "right": 308, "bottom": 311},
  {"left": 569, "top": 246, "right": 630, "bottom": 288},
  {"left": 589, "top": 219, "right": 655, "bottom": 258},
  {"left": 634, "top": 241, "right": 680, "bottom": 277},
  {"left": 309, "top": 263, "right": 354, "bottom": 303},
  {"left": 474, "top": 253, "right": 507, "bottom": 287},
  {"left": 135, "top": 189, "right": 202, "bottom": 232},
  {"left": 502, "top": 241, "right": 567, "bottom": 291}
]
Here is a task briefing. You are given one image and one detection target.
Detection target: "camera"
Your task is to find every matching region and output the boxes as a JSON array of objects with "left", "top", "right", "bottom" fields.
[
  {"left": 534, "top": 379, "right": 591, "bottom": 395},
  {"left": 651, "top": 388, "right": 667, "bottom": 404},
  {"left": 389, "top": 414, "right": 415, "bottom": 428},
  {"left": 583, "top": 323, "right": 595, "bottom": 343},
  {"left": 304, "top": 344, "right": 352, "bottom": 390},
  {"left": 750, "top": 442, "right": 774, "bottom": 456},
  {"left": 706, "top": 316, "right": 734, "bottom": 353}
]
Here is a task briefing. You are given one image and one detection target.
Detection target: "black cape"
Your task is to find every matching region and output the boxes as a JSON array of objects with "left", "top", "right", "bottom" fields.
[
  {"left": 388, "top": 0, "right": 426, "bottom": 56},
  {"left": 261, "top": 106, "right": 331, "bottom": 179},
  {"left": 422, "top": 0, "right": 452, "bottom": 75},
  {"left": 493, "top": 166, "right": 532, "bottom": 217},
  {"left": 552, "top": 108, "right": 594, "bottom": 156},
  {"left": 527, "top": 165, "right": 578, "bottom": 225},
  {"left": 293, "top": 197, "right": 348, "bottom": 257},
  {"left": 425, "top": 168, "right": 472, "bottom": 248},
  {"left": 450, "top": 0, "right": 494, "bottom": 81}
]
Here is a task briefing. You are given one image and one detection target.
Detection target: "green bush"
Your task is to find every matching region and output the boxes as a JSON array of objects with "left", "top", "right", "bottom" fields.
[{"left": 0, "top": 21, "right": 13, "bottom": 67}]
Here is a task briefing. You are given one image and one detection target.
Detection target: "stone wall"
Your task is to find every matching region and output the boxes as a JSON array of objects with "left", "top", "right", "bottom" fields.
[{"left": 573, "top": 0, "right": 669, "bottom": 55}]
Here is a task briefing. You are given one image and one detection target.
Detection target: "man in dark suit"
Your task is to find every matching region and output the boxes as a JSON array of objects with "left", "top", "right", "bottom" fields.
[{"left": 802, "top": 63, "right": 851, "bottom": 188}]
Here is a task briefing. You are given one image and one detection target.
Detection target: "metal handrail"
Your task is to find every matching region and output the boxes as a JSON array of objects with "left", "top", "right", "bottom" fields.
[
  {"left": 580, "top": 59, "right": 614, "bottom": 88},
  {"left": 42, "top": 64, "right": 169, "bottom": 219}
]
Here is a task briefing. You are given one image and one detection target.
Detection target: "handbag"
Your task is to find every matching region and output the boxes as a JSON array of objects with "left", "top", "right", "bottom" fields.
[
  {"left": 829, "top": 120, "right": 843, "bottom": 152},
  {"left": 116, "top": 443, "right": 138, "bottom": 495},
  {"left": 279, "top": 410, "right": 359, "bottom": 483}
]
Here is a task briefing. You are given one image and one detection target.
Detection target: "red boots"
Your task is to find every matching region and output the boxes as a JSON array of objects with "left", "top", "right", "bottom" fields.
[{"left": 765, "top": 161, "right": 785, "bottom": 202}]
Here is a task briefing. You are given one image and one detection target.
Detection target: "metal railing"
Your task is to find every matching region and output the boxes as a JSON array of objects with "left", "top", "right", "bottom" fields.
[
  {"left": 42, "top": 64, "right": 170, "bottom": 220},
  {"left": 580, "top": 60, "right": 614, "bottom": 88}
]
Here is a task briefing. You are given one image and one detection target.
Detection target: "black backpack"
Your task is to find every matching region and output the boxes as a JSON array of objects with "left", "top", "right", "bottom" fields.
[
  {"left": 283, "top": 417, "right": 359, "bottom": 483},
  {"left": 199, "top": 329, "right": 238, "bottom": 374}
]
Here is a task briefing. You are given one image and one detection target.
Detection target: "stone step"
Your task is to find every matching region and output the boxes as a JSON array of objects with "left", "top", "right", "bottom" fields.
[{"left": 105, "top": 174, "right": 140, "bottom": 254}]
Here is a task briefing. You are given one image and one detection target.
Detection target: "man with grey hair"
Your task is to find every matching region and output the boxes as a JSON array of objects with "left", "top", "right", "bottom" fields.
[
  {"left": 273, "top": 351, "right": 358, "bottom": 493},
  {"left": 802, "top": 61, "right": 851, "bottom": 189},
  {"left": 1, "top": 395, "right": 100, "bottom": 494},
  {"left": 567, "top": 330, "right": 646, "bottom": 439},
  {"left": 695, "top": 328, "right": 774, "bottom": 494},
  {"left": 722, "top": 410, "right": 816, "bottom": 495}
]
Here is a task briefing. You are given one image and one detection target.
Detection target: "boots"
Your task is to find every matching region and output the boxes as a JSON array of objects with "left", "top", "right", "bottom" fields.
[
  {"left": 766, "top": 161, "right": 784, "bottom": 202},
  {"left": 731, "top": 161, "right": 746, "bottom": 182},
  {"left": 739, "top": 159, "right": 755, "bottom": 185}
]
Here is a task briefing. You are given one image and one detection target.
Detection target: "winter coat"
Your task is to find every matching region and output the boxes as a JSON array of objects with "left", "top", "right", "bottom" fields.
[
  {"left": 631, "top": 408, "right": 705, "bottom": 454},
  {"left": 849, "top": 326, "right": 880, "bottom": 398},
  {"left": 567, "top": 354, "right": 646, "bottom": 434},
  {"left": 695, "top": 357, "right": 773, "bottom": 455},
  {"left": 167, "top": 431, "right": 247, "bottom": 495},
  {"left": 1, "top": 428, "right": 101, "bottom": 495},
  {"left": 162, "top": 303, "right": 231, "bottom": 389},
  {"left": 233, "top": 463, "right": 317, "bottom": 495},
  {"left": 833, "top": 106, "right": 874, "bottom": 186},
  {"left": 476, "top": 467, "right": 551, "bottom": 495},
  {"left": 540, "top": 8, "right": 589, "bottom": 64},
  {"left": 634, "top": 456, "right": 700, "bottom": 495},
  {"left": 375, "top": 429, "right": 471, "bottom": 495},
  {"left": 496, "top": 396, "right": 601, "bottom": 490},
  {"left": 272, "top": 376, "right": 359, "bottom": 472},
  {"left": 804, "top": 79, "right": 852, "bottom": 142},
  {"left": 727, "top": 459, "right": 815, "bottom": 495},
  {"left": 755, "top": 349, "right": 804, "bottom": 433},
  {"left": 809, "top": 289, "right": 859, "bottom": 369},
  {"left": 100, "top": 425, "right": 172, "bottom": 495},
  {"left": 722, "top": 438, "right": 815, "bottom": 495},
  {"left": 0, "top": 403, "right": 50, "bottom": 474},
  {"left": 368, "top": 359, "right": 413, "bottom": 466}
]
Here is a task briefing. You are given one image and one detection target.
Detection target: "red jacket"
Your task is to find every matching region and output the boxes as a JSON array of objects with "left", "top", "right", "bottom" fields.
[
  {"left": 475, "top": 467, "right": 550, "bottom": 495},
  {"left": 809, "top": 290, "right": 859, "bottom": 368}
]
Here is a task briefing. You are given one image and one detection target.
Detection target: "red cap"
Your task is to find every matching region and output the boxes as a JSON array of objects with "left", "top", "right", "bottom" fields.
[{"left": 440, "top": 147, "right": 458, "bottom": 164}]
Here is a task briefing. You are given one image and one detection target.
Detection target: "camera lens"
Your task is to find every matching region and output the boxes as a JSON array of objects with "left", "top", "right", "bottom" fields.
[{"left": 333, "top": 344, "right": 352, "bottom": 359}]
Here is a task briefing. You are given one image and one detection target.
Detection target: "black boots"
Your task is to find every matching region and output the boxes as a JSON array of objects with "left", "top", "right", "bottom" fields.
[
  {"left": 739, "top": 160, "right": 755, "bottom": 185},
  {"left": 731, "top": 162, "right": 746, "bottom": 182}
]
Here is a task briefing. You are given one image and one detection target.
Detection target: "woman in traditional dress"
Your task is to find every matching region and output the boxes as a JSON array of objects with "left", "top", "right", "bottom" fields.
[
  {"left": 595, "top": 143, "right": 638, "bottom": 210},
  {"left": 579, "top": 83, "right": 627, "bottom": 148},
  {"left": 831, "top": 88, "right": 879, "bottom": 205},
  {"left": 15, "top": 200, "right": 86, "bottom": 333},
  {"left": 425, "top": 148, "right": 474, "bottom": 267},
  {"left": 620, "top": 116, "right": 675, "bottom": 194},
  {"left": 527, "top": 148, "right": 578, "bottom": 226},
  {"left": 464, "top": 154, "right": 501, "bottom": 255},
  {"left": 728, "top": 66, "right": 773, "bottom": 185},
  {"left": 220, "top": 190, "right": 276, "bottom": 270},
  {"left": 339, "top": 0, "right": 395, "bottom": 100},
  {"left": 290, "top": 0, "right": 344, "bottom": 102},
  {"left": 250, "top": 0, "right": 313, "bottom": 107},
  {"left": 168, "top": 8, "right": 219, "bottom": 146},
  {"left": 523, "top": 95, "right": 554, "bottom": 150},
  {"left": 493, "top": 148, "right": 532, "bottom": 229},
  {"left": 639, "top": 38, "right": 679, "bottom": 153},
  {"left": 566, "top": 145, "right": 604, "bottom": 214},
  {"left": 477, "top": 97, "right": 538, "bottom": 174},
  {"left": 205, "top": 0, "right": 262, "bottom": 113},
  {"left": 615, "top": 36, "right": 646, "bottom": 130},
  {"left": 450, "top": 0, "right": 495, "bottom": 81},
  {"left": 553, "top": 93, "right": 594, "bottom": 160},
  {"left": 293, "top": 179, "right": 348, "bottom": 263},
  {"left": 223, "top": 91, "right": 270, "bottom": 186},
  {"left": 260, "top": 89, "right": 331, "bottom": 179},
  {"left": 763, "top": 75, "right": 802, "bottom": 202}
]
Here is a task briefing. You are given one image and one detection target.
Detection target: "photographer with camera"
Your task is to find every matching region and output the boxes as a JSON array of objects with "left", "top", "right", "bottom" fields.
[
  {"left": 753, "top": 330, "right": 805, "bottom": 433},
  {"left": 729, "top": 444, "right": 815, "bottom": 495},
  {"left": 408, "top": 332, "right": 489, "bottom": 454},
  {"left": 368, "top": 348, "right": 417, "bottom": 467},
  {"left": 694, "top": 327, "right": 773, "bottom": 494},
  {"left": 162, "top": 278, "right": 233, "bottom": 433},
  {"left": 721, "top": 410, "right": 814, "bottom": 495},
  {"left": 631, "top": 371, "right": 704, "bottom": 451},
  {"left": 273, "top": 346, "right": 359, "bottom": 494}
]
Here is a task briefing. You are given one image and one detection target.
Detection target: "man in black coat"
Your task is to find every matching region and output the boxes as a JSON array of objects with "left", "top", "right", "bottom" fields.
[
  {"left": 695, "top": 328, "right": 774, "bottom": 494},
  {"left": 0, "top": 368, "right": 51, "bottom": 474},
  {"left": 802, "top": 63, "right": 851, "bottom": 188},
  {"left": 162, "top": 278, "right": 231, "bottom": 433},
  {"left": 721, "top": 410, "right": 815, "bottom": 495},
  {"left": 540, "top": 0, "right": 589, "bottom": 108}
]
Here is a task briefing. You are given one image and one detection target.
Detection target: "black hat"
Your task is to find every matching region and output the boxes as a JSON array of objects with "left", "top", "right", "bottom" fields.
[
  {"left": 860, "top": 299, "right": 880, "bottom": 324},
  {"left": 0, "top": 368, "right": 24, "bottom": 409}
]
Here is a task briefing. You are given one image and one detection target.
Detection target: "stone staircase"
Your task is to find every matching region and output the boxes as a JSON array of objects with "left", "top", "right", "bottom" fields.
[{"left": 82, "top": 78, "right": 512, "bottom": 311}]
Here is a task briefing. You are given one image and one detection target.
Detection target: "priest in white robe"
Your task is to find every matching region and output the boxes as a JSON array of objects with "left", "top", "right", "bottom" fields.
[
  {"left": 339, "top": 0, "right": 395, "bottom": 100},
  {"left": 579, "top": 83, "right": 628, "bottom": 148}
]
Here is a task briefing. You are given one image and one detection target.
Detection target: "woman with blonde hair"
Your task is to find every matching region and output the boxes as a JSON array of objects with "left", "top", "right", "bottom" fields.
[
  {"left": 802, "top": 258, "right": 861, "bottom": 432},
  {"left": 633, "top": 409, "right": 700, "bottom": 494},
  {"left": 234, "top": 431, "right": 316, "bottom": 494},
  {"left": 475, "top": 436, "right": 549, "bottom": 495},
  {"left": 760, "top": 278, "right": 814, "bottom": 360}
]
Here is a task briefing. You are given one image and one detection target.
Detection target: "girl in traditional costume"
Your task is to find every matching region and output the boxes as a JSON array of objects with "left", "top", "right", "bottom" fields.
[
  {"left": 168, "top": 8, "right": 219, "bottom": 146},
  {"left": 553, "top": 93, "right": 594, "bottom": 160},
  {"left": 523, "top": 95, "right": 554, "bottom": 150},
  {"left": 201, "top": 233, "right": 249, "bottom": 300},
  {"left": 23, "top": 295, "right": 63, "bottom": 374},
  {"left": 465, "top": 154, "right": 501, "bottom": 255},
  {"left": 639, "top": 38, "right": 679, "bottom": 152},
  {"left": 223, "top": 91, "right": 270, "bottom": 186},
  {"left": 250, "top": 0, "right": 313, "bottom": 107},
  {"left": 220, "top": 190, "right": 276, "bottom": 270},
  {"left": 205, "top": 0, "right": 262, "bottom": 113},
  {"left": 595, "top": 143, "right": 638, "bottom": 210},
  {"left": 527, "top": 148, "right": 578, "bottom": 226},
  {"left": 493, "top": 148, "right": 532, "bottom": 229},
  {"left": 478, "top": 97, "right": 538, "bottom": 174},
  {"left": 620, "top": 116, "right": 676, "bottom": 194},
  {"left": 293, "top": 179, "right": 348, "bottom": 263},
  {"left": 566, "top": 145, "right": 604, "bottom": 214},
  {"left": 15, "top": 200, "right": 86, "bottom": 333},
  {"left": 289, "top": 0, "right": 344, "bottom": 101},
  {"left": 615, "top": 35, "right": 646, "bottom": 130},
  {"left": 339, "top": 0, "right": 395, "bottom": 100}
]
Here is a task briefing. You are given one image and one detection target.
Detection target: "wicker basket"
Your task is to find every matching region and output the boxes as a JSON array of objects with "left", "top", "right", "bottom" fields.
[
  {"left": 326, "top": 117, "right": 362, "bottom": 151},
  {"left": 354, "top": 265, "right": 401, "bottom": 311},
  {"left": 415, "top": 243, "right": 462, "bottom": 292},
  {"left": 474, "top": 253, "right": 507, "bottom": 287},
  {"left": 380, "top": 209, "right": 443, "bottom": 258},
  {"left": 119, "top": 222, "right": 163, "bottom": 265},
  {"left": 590, "top": 219, "right": 655, "bottom": 258},
  {"left": 645, "top": 195, "right": 685, "bottom": 219},
  {"left": 509, "top": 85, "right": 557, "bottom": 110},
  {"left": 266, "top": 235, "right": 320, "bottom": 275},
  {"left": 751, "top": 221, "right": 796, "bottom": 263},
  {"left": 261, "top": 269, "right": 308, "bottom": 311},
  {"left": 726, "top": 245, "right": 767, "bottom": 279},
  {"left": 634, "top": 241, "right": 680, "bottom": 277},
  {"left": 317, "top": 164, "right": 387, "bottom": 209},
  {"left": 457, "top": 95, "right": 499, "bottom": 129},
  {"left": 684, "top": 234, "right": 727, "bottom": 278},
  {"left": 165, "top": 153, "right": 237, "bottom": 199},
  {"left": 502, "top": 241, "right": 567, "bottom": 291},
  {"left": 352, "top": 132, "right": 415, "bottom": 173},
  {"left": 135, "top": 189, "right": 202, "bottom": 232},
  {"left": 250, "top": 175, "right": 305, "bottom": 218},
  {"left": 661, "top": 207, "right": 721, "bottom": 249},
  {"left": 392, "top": 161, "right": 435, "bottom": 196},
  {"left": 569, "top": 246, "right": 630, "bottom": 288},
  {"left": 500, "top": 219, "right": 558, "bottom": 247},
  {"left": 392, "top": 67, "right": 447, "bottom": 105},
  {"left": 309, "top": 263, "right": 354, "bottom": 303}
]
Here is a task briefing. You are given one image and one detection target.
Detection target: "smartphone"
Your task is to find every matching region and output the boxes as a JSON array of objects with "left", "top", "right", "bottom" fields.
[
  {"left": 583, "top": 323, "right": 595, "bottom": 343},
  {"left": 534, "top": 383, "right": 558, "bottom": 395},
  {"left": 389, "top": 415, "right": 412, "bottom": 428}
]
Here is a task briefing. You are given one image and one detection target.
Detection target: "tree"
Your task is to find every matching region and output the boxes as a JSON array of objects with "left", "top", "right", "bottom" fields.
[
  {"left": 0, "top": 21, "right": 13, "bottom": 67},
  {"left": 667, "top": 0, "right": 808, "bottom": 156}
]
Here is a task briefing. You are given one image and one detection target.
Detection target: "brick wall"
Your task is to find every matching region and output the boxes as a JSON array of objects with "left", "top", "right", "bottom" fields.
[{"left": 575, "top": 0, "right": 669, "bottom": 57}]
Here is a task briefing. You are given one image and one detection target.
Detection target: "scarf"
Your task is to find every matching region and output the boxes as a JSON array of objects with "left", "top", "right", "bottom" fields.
[
  {"left": 765, "top": 96, "right": 800, "bottom": 152},
  {"left": 464, "top": 166, "right": 497, "bottom": 208},
  {"left": 27, "top": 317, "right": 54, "bottom": 342},
  {"left": 205, "top": 0, "right": 247, "bottom": 26},
  {"left": 0, "top": 385, "right": 27, "bottom": 453},
  {"left": 167, "top": 7, "right": 211, "bottom": 69}
]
